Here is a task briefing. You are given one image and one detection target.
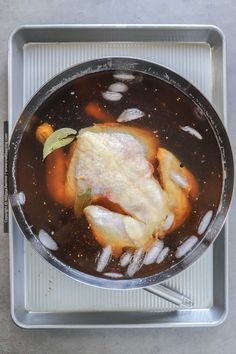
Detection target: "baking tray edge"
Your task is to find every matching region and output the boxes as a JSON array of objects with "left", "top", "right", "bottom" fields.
[{"left": 8, "top": 24, "right": 228, "bottom": 328}]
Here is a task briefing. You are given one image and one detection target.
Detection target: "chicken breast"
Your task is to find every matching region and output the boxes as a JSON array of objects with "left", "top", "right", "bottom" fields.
[
  {"left": 84, "top": 205, "right": 154, "bottom": 256},
  {"left": 66, "top": 123, "right": 159, "bottom": 203},
  {"left": 68, "top": 125, "right": 170, "bottom": 229}
]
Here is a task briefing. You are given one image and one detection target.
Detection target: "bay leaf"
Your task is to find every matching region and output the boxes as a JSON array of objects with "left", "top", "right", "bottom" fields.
[
  {"left": 43, "top": 127, "right": 77, "bottom": 160},
  {"left": 74, "top": 188, "right": 92, "bottom": 218}
]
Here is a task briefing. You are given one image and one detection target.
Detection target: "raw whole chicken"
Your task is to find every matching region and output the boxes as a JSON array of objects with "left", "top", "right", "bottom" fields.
[{"left": 36, "top": 122, "right": 199, "bottom": 256}]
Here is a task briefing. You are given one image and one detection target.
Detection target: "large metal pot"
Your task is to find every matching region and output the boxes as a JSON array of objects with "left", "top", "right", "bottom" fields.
[{"left": 8, "top": 57, "right": 234, "bottom": 290}]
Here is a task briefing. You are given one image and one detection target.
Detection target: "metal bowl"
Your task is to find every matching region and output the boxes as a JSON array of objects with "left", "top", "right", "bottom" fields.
[{"left": 8, "top": 57, "right": 234, "bottom": 289}]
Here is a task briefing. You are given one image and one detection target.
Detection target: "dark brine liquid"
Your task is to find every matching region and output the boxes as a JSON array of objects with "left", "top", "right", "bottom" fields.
[{"left": 16, "top": 70, "right": 223, "bottom": 279}]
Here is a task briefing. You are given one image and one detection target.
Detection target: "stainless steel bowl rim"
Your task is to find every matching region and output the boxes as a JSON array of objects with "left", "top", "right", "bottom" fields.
[{"left": 8, "top": 57, "right": 234, "bottom": 289}]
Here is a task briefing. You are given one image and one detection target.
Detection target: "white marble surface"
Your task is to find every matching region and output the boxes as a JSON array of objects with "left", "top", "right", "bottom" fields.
[{"left": 0, "top": 0, "right": 236, "bottom": 353}]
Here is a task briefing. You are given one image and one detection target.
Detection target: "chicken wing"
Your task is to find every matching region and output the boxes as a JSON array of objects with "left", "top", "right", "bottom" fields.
[{"left": 157, "top": 147, "right": 199, "bottom": 234}]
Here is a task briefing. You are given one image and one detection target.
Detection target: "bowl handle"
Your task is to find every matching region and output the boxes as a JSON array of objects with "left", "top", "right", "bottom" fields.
[{"left": 144, "top": 284, "right": 193, "bottom": 308}]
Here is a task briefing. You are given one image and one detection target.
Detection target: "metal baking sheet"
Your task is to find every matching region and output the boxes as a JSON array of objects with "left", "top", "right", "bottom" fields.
[{"left": 8, "top": 25, "right": 227, "bottom": 328}]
